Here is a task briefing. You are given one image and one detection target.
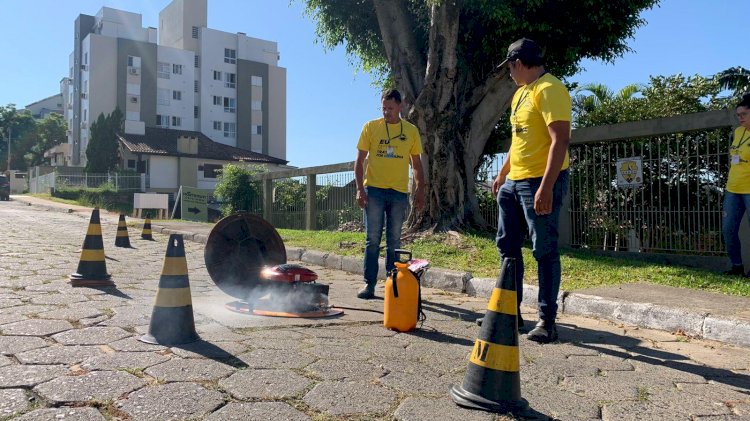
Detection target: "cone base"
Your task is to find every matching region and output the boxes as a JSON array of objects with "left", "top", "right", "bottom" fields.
[
  {"left": 69, "top": 274, "right": 114, "bottom": 287},
  {"left": 140, "top": 236, "right": 154, "bottom": 241},
  {"left": 114, "top": 242, "right": 133, "bottom": 248},
  {"left": 450, "top": 385, "right": 528, "bottom": 414},
  {"left": 139, "top": 332, "right": 200, "bottom": 346}
]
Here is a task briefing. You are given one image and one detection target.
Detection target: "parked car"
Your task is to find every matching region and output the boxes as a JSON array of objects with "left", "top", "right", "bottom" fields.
[{"left": 0, "top": 175, "right": 9, "bottom": 200}]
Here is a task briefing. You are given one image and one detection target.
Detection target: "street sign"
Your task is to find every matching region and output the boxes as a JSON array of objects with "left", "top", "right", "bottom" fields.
[{"left": 180, "top": 186, "right": 208, "bottom": 222}]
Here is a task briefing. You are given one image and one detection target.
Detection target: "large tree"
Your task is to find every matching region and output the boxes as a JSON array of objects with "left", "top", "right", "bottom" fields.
[
  {"left": 304, "top": 0, "right": 658, "bottom": 231},
  {"left": 85, "top": 108, "right": 123, "bottom": 173},
  {"left": 0, "top": 105, "right": 37, "bottom": 171}
]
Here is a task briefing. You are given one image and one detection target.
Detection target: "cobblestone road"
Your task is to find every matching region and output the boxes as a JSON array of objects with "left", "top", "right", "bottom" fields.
[{"left": 0, "top": 201, "right": 748, "bottom": 420}]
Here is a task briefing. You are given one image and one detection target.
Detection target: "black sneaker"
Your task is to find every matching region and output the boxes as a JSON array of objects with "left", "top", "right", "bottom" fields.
[
  {"left": 723, "top": 265, "right": 745, "bottom": 276},
  {"left": 357, "top": 284, "right": 375, "bottom": 299},
  {"left": 527, "top": 320, "right": 558, "bottom": 344}
]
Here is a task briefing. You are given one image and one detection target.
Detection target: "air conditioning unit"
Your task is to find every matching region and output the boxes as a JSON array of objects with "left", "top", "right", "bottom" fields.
[
  {"left": 128, "top": 67, "right": 139, "bottom": 76},
  {"left": 81, "top": 122, "right": 87, "bottom": 129},
  {"left": 81, "top": 64, "right": 88, "bottom": 71},
  {"left": 130, "top": 96, "right": 139, "bottom": 103},
  {"left": 80, "top": 93, "right": 87, "bottom": 99}
]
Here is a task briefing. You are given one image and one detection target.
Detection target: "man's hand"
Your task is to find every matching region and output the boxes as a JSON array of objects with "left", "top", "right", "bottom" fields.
[
  {"left": 356, "top": 188, "right": 368, "bottom": 209},
  {"left": 492, "top": 173, "right": 506, "bottom": 196},
  {"left": 413, "top": 186, "right": 425, "bottom": 212},
  {"left": 534, "top": 186, "right": 553, "bottom": 215}
]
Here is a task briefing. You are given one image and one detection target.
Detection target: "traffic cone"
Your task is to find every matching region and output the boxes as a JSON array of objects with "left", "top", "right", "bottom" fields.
[
  {"left": 141, "top": 218, "right": 154, "bottom": 240},
  {"left": 140, "top": 234, "right": 200, "bottom": 345},
  {"left": 70, "top": 208, "right": 114, "bottom": 287},
  {"left": 450, "top": 257, "right": 528, "bottom": 413},
  {"left": 114, "top": 214, "right": 132, "bottom": 248}
]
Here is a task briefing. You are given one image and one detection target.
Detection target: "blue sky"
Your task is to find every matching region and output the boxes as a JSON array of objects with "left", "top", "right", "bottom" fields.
[{"left": 0, "top": 0, "right": 745, "bottom": 168}]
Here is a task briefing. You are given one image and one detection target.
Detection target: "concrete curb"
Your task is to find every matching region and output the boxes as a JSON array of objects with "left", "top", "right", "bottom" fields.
[{"left": 15, "top": 197, "right": 750, "bottom": 348}]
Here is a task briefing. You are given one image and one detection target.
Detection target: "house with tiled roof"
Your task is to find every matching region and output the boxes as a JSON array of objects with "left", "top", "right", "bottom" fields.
[{"left": 118, "top": 128, "right": 289, "bottom": 192}]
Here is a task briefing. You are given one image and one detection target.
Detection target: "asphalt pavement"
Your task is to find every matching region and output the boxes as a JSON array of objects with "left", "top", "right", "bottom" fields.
[{"left": 0, "top": 196, "right": 748, "bottom": 420}]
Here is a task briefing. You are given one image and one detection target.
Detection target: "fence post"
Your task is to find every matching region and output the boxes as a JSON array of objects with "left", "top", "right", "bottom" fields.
[
  {"left": 115, "top": 173, "right": 119, "bottom": 191},
  {"left": 140, "top": 174, "right": 146, "bottom": 192},
  {"left": 263, "top": 178, "right": 273, "bottom": 222},
  {"left": 305, "top": 174, "right": 317, "bottom": 230}
]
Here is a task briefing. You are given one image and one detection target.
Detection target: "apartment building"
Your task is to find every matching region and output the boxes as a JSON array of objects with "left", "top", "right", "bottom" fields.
[{"left": 63, "top": 0, "right": 287, "bottom": 173}]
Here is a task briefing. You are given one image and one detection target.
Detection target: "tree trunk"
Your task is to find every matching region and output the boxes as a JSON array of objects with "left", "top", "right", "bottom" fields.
[{"left": 374, "top": 0, "right": 517, "bottom": 232}]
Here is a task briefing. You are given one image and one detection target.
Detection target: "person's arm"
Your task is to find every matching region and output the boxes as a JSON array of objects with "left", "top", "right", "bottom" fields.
[
  {"left": 492, "top": 151, "right": 511, "bottom": 196},
  {"left": 410, "top": 154, "right": 425, "bottom": 211},
  {"left": 354, "top": 149, "right": 369, "bottom": 208},
  {"left": 534, "top": 120, "right": 570, "bottom": 215}
]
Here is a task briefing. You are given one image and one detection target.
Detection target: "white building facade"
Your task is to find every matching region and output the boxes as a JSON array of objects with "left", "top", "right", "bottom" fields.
[{"left": 63, "top": 0, "right": 287, "bottom": 167}]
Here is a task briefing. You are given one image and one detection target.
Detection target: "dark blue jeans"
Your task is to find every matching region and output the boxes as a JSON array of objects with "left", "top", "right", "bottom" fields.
[
  {"left": 496, "top": 170, "right": 569, "bottom": 322},
  {"left": 722, "top": 191, "right": 750, "bottom": 267},
  {"left": 363, "top": 186, "right": 408, "bottom": 284}
]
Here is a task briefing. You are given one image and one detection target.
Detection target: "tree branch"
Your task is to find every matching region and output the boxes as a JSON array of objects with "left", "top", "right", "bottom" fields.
[
  {"left": 464, "top": 69, "right": 517, "bottom": 166},
  {"left": 373, "top": 0, "right": 426, "bottom": 104}
]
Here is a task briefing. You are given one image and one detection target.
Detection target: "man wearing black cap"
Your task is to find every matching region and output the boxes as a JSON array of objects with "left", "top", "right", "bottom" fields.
[{"left": 492, "top": 38, "right": 571, "bottom": 343}]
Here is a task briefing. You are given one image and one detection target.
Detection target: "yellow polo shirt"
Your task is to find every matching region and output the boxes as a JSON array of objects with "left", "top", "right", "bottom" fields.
[
  {"left": 357, "top": 118, "right": 422, "bottom": 193},
  {"left": 508, "top": 73, "right": 571, "bottom": 180},
  {"left": 727, "top": 126, "right": 750, "bottom": 194}
]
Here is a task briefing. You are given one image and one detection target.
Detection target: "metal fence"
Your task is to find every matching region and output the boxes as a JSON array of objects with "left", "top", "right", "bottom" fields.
[
  {"left": 568, "top": 129, "right": 730, "bottom": 255},
  {"left": 27, "top": 171, "right": 145, "bottom": 194}
]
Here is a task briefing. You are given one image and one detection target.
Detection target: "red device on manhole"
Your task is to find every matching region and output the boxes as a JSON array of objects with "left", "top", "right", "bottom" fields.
[{"left": 204, "top": 213, "right": 343, "bottom": 318}]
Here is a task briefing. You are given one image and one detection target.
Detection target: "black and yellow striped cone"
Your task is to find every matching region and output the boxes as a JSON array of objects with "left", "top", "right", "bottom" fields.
[
  {"left": 70, "top": 208, "right": 114, "bottom": 287},
  {"left": 140, "top": 234, "right": 199, "bottom": 345},
  {"left": 114, "top": 214, "right": 132, "bottom": 248},
  {"left": 450, "top": 257, "right": 528, "bottom": 413},
  {"left": 141, "top": 218, "right": 154, "bottom": 240}
]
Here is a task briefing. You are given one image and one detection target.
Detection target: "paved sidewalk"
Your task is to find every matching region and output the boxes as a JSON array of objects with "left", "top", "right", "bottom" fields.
[
  {"left": 14, "top": 195, "right": 750, "bottom": 348},
  {"left": 1, "top": 197, "right": 749, "bottom": 420}
]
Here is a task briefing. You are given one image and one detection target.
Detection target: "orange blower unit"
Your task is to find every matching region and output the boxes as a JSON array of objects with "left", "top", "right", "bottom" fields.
[{"left": 384, "top": 249, "right": 428, "bottom": 332}]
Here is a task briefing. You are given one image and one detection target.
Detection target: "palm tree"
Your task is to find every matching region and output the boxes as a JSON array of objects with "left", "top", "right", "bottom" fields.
[{"left": 714, "top": 66, "right": 750, "bottom": 97}]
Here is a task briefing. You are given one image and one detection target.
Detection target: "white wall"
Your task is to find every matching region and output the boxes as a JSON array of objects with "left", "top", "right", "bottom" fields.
[
  {"left": 156, "top": 45, "right": 196, "bottom": 131},
  {"left": 237, "top": 34, "right": 279, "bottom": 66},
  {"left": 81, "top": 34, "right": 117, "bottom": 165},
  {"left": 149, "top": 156, "right": 178, "bottom": 188},
  {"left": 200, "top": 29, "right": 239, "bottom": 147},
  {"left": 96, "top": 7, "right": 151, "bottom": 42}
]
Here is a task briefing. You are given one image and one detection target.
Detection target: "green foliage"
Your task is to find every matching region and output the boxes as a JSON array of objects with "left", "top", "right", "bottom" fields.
[
  {"left": 0, "top": 104, "right": 38, "bottom": 171},
  {"left": 214, "top": 163, "right": 264, "bottom": 216},
  {"left": 714, "top": 66, "right": 750, "bottom": 100},
  {"left": 52, "top": 184, "right": 132, "bottom": 215},
  {"left": 86, "top": 108, "right": 123, "bottom": 173},
  {"left": 24, "top": 113, "right": 67, "bottom": 167}
]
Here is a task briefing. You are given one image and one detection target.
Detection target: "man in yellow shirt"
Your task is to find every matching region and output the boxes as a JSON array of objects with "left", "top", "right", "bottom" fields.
[
  {"left": 354, "top": 89, "right": 425, "bottom": 299},
  {"left": 722, "top": 94, "right": 750, "bottom": 277},
  {"left": 492, "top": 38, "right": 571, "bottom": 343}
]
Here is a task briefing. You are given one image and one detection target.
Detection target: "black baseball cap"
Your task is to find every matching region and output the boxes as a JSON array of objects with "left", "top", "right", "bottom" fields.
[{"left": 499, "top": 38, "right": 544, "bottom": 67}]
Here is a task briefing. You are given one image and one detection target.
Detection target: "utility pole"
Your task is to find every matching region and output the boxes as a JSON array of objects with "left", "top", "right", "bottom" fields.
[{"left": 5, "top": 127, "right": 10, "bottom": 174}]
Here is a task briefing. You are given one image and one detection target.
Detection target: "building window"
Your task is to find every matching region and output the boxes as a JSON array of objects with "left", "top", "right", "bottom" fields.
[
  {"left": 128, "top": 56, "right": 134, "bottom": 67},
  {"left": 213, "top": 96, "right": 222, "bottom": 106},
  {"left": 225, "top": 73, "right": 236, "bottom": 89},
  {"left": 157, "top": 62, "right": 170, "bottom": 79},
  {"left": 253, "top": 125, "right": 262, "bottom": 135},
  {"left": 156, "top": 114, "right": 169, "bottom": 127},
  {"left": 173, "top": 90, "right": 182, "bottom": 101},
  {"left": 223, "top": 97, "right": 236, "bottom": 113},
  {"left": 192, "top": 26, "right": 199, "bottom": 39},
  {"left": 84, "top": 52, "right": 88, "bottom": 65},
  {"left": 194, "top": 55, "right": 200, "bottom": 68},
  {"left": 213, "top": 121, "right": 222, "bottom": 130},
  {"left": 172, "top": 116, "right": 181, "bottom": 127},
  {"left": 172, "top": 64, "right": 182, "bottom": 75},
  {"left": 251, "top": 100, "right": 262, "bottom": 111},
  {"left": 223, "top": 122, "right": 236, "bottom": 138},
  {"left": 194, "top": 106, "right": 199, "bottom": 119},
  {"left": 203, "top": 163, "right": 222, "bottom": 179},
  {"left": 224, "top": 48, "right": 236, "bottom": 64},
  {"left": 127, "top": 159, "right": 136, "bottom": 169},
  {"left": 213, "top": 70, "right": 222, "bottom": 81},
  {"left": 251, "top": 75, "right": 263, "bottom": 87},
  {"left": 157, "top": 88, "right": 170, "bottom": 105},
  {"left": 194, "top": 80, "right": 199, "bottom": 93}
]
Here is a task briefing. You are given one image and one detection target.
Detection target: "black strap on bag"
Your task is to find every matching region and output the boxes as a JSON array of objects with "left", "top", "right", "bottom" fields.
[
  {"left": 413, "top": 269, "right": 427, "bottom": 327},
  {"left": 389, "top": 268, "right": 399, "bottom": 298}
]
